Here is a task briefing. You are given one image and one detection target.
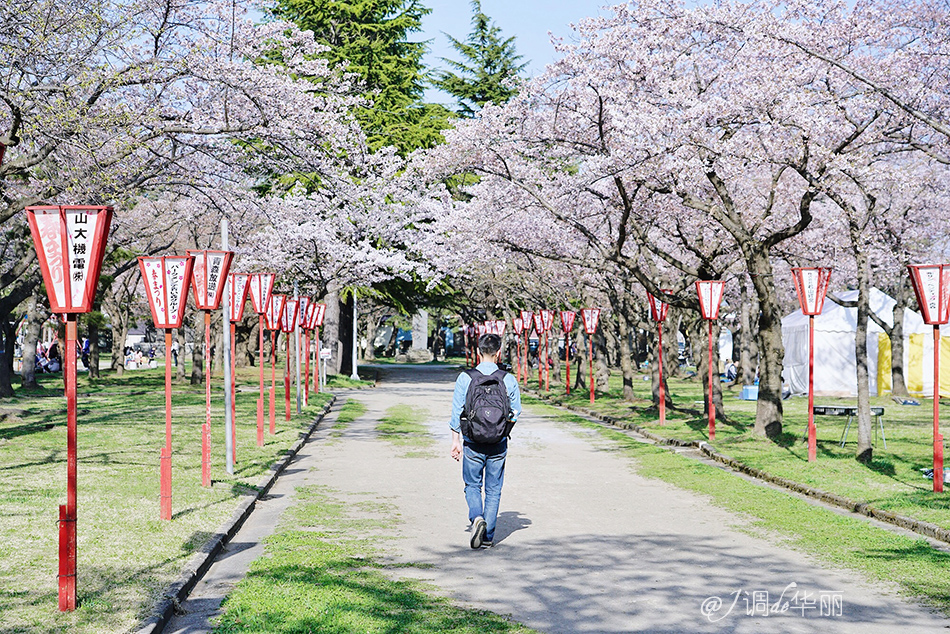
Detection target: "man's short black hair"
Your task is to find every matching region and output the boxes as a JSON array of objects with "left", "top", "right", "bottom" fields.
[{"left": 478, "top": 333, "right": 502, "bottom": 356}]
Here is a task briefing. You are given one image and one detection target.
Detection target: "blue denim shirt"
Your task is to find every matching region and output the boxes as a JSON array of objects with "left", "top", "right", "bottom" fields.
[{"left": 450, "top": 362, "right": 522, "bottom": 437}]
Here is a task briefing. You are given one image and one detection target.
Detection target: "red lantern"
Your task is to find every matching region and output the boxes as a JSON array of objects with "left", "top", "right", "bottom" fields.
[
  {"left": 695, "top": 280, "right": 725, "bottom": 440},
  {"left": 494, "top": 319, "right": 507, "bottom": 335},
  {"left": 27, "top": 206, "right": 113, "bottom": 314},
  {"left": 560, "top": 311, "right": 576, "bottom": 333},
  {"left": 581, "top": 308, "right": 601, "bottom": 403},
  {"left": 908, "top": 263, "right": 950, "bottom": 493},
  {"left": 188, "top": 250, "right": 233, "bottom": 311},
  {"left": 248, "top": 273, "right": 275, "bottom": 446},
  {"left": 226, "top": 273, "right": 250, "bottom": 463},
  {"left": 228, "top": 273, "right": 251, "bottom": 323},
  {"left": 647, "top": 292, "right": 671, "bottom": 425},
  {"left": 26, "top": 205, "right": 113, "bottom": 612},
  {"left": 139, "top": 256, "right": 194, "bottom": 329},
  {"left": 519, "top": 310, "right": 533, "bottom": 385},
  {"left": 249, "top": 273, "right": 275, "bottom": 315},
  {"left": 791, "top": 268, "right": 833, "bottom": 462},
  {"left": 513, "top": 318, "right": 524, "bottom": 335}
]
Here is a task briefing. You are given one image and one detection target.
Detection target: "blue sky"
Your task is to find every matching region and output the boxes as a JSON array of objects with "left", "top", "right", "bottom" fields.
[{"left": 419, "top": 0, "right": 614, "bottom": 105}]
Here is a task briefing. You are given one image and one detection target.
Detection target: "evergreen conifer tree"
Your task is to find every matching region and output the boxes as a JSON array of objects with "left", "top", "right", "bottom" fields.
[
  {"left": 433, "top": 0, "right": 527, "bottom": 117},
  {"left": 272, "top": 0, "right": 453, "bottom": 153}
]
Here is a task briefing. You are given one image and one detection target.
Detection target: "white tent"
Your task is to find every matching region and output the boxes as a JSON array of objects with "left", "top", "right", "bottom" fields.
[{"left": 781, "top": 288, "right": 941, "bottom": 397}]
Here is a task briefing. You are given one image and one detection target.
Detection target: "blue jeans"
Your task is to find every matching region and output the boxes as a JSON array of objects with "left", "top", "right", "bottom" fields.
[{"left": 462, "top": 440, "right": 507, "bottom": 542}]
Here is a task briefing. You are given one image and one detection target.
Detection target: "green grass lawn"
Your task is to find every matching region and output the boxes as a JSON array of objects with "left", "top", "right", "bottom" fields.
[
  {"left": 526, "top": 367, "right": 950, "bottom": 532},
  {"left": 525, "top": 399, "right": 950, "bottom": 614},
  {"left": 213, "top": 485, "right": 533, "bottom": 634},
  {"left": 0, "top": 361, "right": 332, "bottom": 633}
]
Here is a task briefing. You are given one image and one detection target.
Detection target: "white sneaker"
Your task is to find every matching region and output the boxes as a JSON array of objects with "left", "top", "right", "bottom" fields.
[{"left": 470, "top": 516, "right": 486, "bottom": 549}]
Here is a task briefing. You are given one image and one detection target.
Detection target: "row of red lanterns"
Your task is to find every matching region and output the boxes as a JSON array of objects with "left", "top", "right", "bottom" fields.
[
  {"left": 466, "top": 309, "right": 602, "bottom": 403},
  {"left": 22, "top": 203, "right": 950, "bottom": 612},
  {"left": 23, "top": 205, "right": 330, "bottom": 611}
]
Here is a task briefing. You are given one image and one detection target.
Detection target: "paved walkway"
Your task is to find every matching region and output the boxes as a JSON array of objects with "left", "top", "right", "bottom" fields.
[{"left": 166, "top": 364, "right": 949, "bottom": 633}]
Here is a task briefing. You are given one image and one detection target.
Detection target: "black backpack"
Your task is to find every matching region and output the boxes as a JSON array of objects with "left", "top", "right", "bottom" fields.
[{"left": 461, "top": 368, "right": 514, "bottom": 445}]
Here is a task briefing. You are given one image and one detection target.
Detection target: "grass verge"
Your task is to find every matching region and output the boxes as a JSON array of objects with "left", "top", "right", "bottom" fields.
[
  {"left": 529, "top": 371, "right": 950, "bottom": 533},
  {"left": 213, "top": 485, "right": 532, "bottom": 633},
  {"left": 525, "top": 396, "right": 950, "bottom": 613},
  {"left": 0, "top": 363, "right": 331, "bottom": 633},
  {"left": 377, "top": 404, "right": 432, "bottom": 449}
]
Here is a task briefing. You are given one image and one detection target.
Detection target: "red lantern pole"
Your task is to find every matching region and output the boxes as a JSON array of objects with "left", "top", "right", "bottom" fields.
[
  {"left": 792, "top": 267, "right": 833, "bottom": 463},
  {"left": 647, "top": 292, "right": 670, "bottom": 425},
  {"left": 249, "top": 273, "right": 275, "bottom": 446},
  {"left": 27, "top": 205, "right": 113, "bottom": 611},
  {"left": 314, "top": 326, "right": 321, "bottom": 393},
  {"left": 229, "top": 321, "right": 237, "bottom": 463},
  {"left": 581, "top": 308, "right": 601, "bottom": 404},
  {"left": 588, "top": 335, "right": 595, "bottom": 404},
  {"left": 910, "top": 263, "right": 950, "bottom": 492},
  {"left": 161, "top": 330, "right": 172, "bottom": 519},
  {"left": 707, "top": 319, "right": 715, "bottom": 440},
  {"left": 188, "top": 250, "right": 234, "bottom": 488},
  {"left": 258, "top": 315, "right": 265, "bottom": 445},
  {"left": 284, "top": 335, "right": 291, "bottom": 421},
  {"left": 564, "top": 333, "right": 571, "bottom": 395},
  {"left": 561, "top": 311, "right": 576, "bottom": 396},
  {"left": 303, "top": 329, "right": 310, "bottom": 403},
  {"left": 202, "top": 311, "right": 212, "bottom": 487},
  {"left": 59, "top": 314, "right": 78, "bottom": 611},
  {"left": 657, "top": 323, "right": 665, "bottom": 424},
  {"left": 270, "top": 329, "right": 278, "bottom": 433},
  {"left": 934, "top": 324, "right": 944, "bottom": 492},
  {"left": 695, "top": 280, "right": 725, "bottom": 442},
  {"left": 140, "top": 255, "right": 194, "bottom": 520},
  {"left": 227, "top": 272, "right": 250, "bottom": 462}
]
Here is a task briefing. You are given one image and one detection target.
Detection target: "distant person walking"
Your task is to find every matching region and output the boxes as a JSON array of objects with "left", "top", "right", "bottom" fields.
[{"left": 449, "top": 333, "right": 521, "bottom": 549}]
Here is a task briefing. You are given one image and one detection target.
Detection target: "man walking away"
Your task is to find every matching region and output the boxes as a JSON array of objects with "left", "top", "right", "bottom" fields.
[{"left": 450, "top": 333, "right": 521, "bottom": 549}]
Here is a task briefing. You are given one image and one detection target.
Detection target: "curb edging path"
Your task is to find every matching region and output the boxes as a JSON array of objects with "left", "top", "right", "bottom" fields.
[
  {"left": 529, "top": 390, "right": 950, "bottom": 547},
  {"left": 134, "top": 396, "right": 336, "bottom": 634}
]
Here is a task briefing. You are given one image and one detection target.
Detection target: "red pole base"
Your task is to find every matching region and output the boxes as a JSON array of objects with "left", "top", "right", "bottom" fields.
[
  {"left": 808, "top": 424, "right": 817, "bottom": 462},
  {"left": 269, "top": 387, "right": 276, "bottom": 434},
  {"left": 201, "top": 423, "right": 211, "bottom": 488},
  {"left": 284, "top": 375, "right": 291, "bottom": 421},
  {"left": 256, "top": 397, "right": 264, "bottom": 447},
  {"left": 935, "top": 435, "right": 944, "bottom": 493},
  {"left": 160, "top": 447, "right": 172, "bottom": 520},
  {"left": 58, "top": 505, "right": 77, "bottom": 611}
]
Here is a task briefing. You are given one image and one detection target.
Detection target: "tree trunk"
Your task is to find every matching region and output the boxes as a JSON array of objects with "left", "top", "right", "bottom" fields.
[
  {"left": 112, "top": 318, "right": 129, "bottom": 376},
  {"left": 88, "top": 322, "right": 101, "bottom": 378},
  {"left": 889, "top": 277, "right": 913, "bottom": 397},
  {"left": 20, "top": 292, "right": 44, "bottom": 389},
  {"left": 0, "top": 318, "right": 16, "bottom": 397},
  {"left": 191, "top": 322, "right": 204, "bottom": 385},
  {"left": 747, "top": 250, "right": 784, "bottom": 437},
  {"left": 323, "top": 287, "right": 342, "bottom": 375},
  {"left": 853, "top": 250, "right": 873, "bottom": 463},
  {"left": 365, "top": 312, "right": 377, "bottom": 361},
  {"left": 594, "top": 330, "right": 610, "bottom": 392},
  {"left": 338, "top": 293, "right": 354, "bottom": 377},
  {"left": 739, "top": 279, "right": 759, "bottom": 386},
  {"left": 615, "top": 306, "right": 636, "bottom": 401},
  {"left": 176, "top": 326, "right": 187, "bottom": 381}
]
